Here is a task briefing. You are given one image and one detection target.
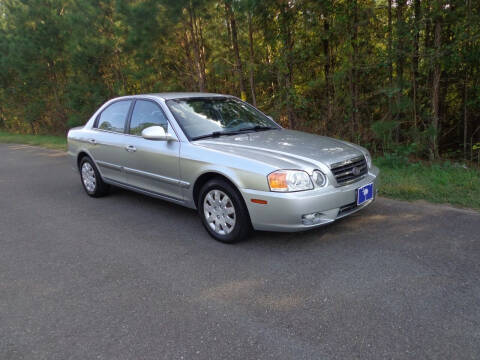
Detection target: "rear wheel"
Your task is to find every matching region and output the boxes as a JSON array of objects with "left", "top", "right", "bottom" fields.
[
  {"left": 79, "top": 157, "right": 109, "bottom": 197},
  {"left": 198, "top": 179, "right": 252, "bottom": 243}
]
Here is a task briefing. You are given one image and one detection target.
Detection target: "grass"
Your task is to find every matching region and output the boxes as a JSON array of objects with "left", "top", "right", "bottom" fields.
[
  {"left": 0, "top": 130, "right": 66, "bottom": 150},
  {"left": 375, "top": 155, "right": 480, "bottom": 210},
  {"left": 0, "top": 130, "right": 479, "bottom": 210}
]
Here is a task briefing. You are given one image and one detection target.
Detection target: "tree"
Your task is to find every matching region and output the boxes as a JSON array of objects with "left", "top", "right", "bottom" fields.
[
  {"left": 0, "top": 0, "right": 479, "bottom": 160},
  {"left": 431, "top": 0, "right": 442, "bottom": 159},
  {"left": 224, "top": 0, "right": 246, "bottom": 100}
]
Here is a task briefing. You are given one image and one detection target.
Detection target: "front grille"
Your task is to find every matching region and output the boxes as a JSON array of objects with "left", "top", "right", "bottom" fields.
[{"left": 330, "top": 156, "right": 368, "bottom": 186}]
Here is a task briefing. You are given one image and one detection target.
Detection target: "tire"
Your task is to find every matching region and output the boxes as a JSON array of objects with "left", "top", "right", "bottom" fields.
[
  {"left": 198, "top": 178, "right": 252, "bottom": 243},
  {"left": 79, "top": 156, "right": 109, "bottom": 197}
]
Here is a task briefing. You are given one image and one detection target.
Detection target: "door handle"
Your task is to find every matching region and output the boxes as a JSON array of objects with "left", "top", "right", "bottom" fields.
[
  {"left": 88, "top": 138, "right": 96, "bottom": 144},
  {"left": 125, "top": 145, "right": 136, "bottom": 152}
]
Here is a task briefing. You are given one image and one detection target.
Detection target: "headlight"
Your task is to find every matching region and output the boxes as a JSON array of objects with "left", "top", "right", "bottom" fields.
[
  {"left": 312, "top": 170, "right": 327, "bottom": 187},
  {"left": 364, "top": 151, "right": 372, "bottom": 169},
  {"left": 268, "top": 170, "right": 313, "bottom": 192}
]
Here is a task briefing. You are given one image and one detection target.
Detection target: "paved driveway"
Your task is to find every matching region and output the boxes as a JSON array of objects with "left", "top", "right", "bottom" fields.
[{"left": 0, "top": 143, "right": 479, "bottom": 360}]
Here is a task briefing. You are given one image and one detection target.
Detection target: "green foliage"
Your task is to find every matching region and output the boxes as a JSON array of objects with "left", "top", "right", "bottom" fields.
[
  {"left": 0, "top": 0, "right": 479, "bottom": 157},
  {"left": 376, "top": 157, "right": 480, "bottom": 210},
  {"left": 371, "top": 120, "right": 399, "bottom": 153},
  {"left": 473, "top": 143, "right": 480, "bottom": 164},
  {"left": 0, "top": 131, "right": 66, "bottom": 150}
]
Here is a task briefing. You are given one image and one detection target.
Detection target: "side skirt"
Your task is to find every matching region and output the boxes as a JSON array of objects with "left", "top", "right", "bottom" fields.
[{"left": 103, "top": 178, "right": 188, "bottom": 207}]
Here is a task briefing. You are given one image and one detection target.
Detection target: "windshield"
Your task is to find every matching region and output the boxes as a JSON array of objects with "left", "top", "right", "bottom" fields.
[{"left": 166, "top": 97, "right": 280, "bottom": 140}]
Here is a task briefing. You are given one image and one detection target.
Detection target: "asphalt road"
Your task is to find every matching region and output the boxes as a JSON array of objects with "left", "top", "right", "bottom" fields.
[{"left": 1, "top": 143, "right": 479, "bottom": 360}]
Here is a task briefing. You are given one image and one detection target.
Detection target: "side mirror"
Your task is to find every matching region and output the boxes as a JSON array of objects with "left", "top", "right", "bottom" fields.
[{"left": 141, "top": 126, "right": 176, "bottom": 141}]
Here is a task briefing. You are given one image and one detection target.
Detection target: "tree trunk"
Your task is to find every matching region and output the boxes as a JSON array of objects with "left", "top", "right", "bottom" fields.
[
  {"left": 396, "top": 0, "right": 406, "bottom": 104},
  {"left": 350, "top": 0, "right": 358, "bottom": 140},
  {"left": 225, "top": 1, "right": 246, "bottom": 100},
  {"left": 424, "top": 0, "right": 433, "bottom": 131},
  {"left": 464, "top": 0, "right": 471, "bottom": 159},
  {"left": 323, "top": 17, "right": 332, "bottom": 133},
  {"left": 247, "top": 11, "right": 257, "bottom": 106},
  {"left": 395, "top": 0, "right": 406, "bottom": 143},
  {"left": 224, "top": 5, "right": 233, "bottom": 94},
  {"left": 387, "top": 0, "right": 393, "bottom": 122},
  {"left": 182, "top": 25, "right": 196, "bottom": 89},
  {"left": 187, "top": 2, "right": 206, "bottom": 92},
  {"left": 464, "top": 71, "right": 468, "bottom": 159},
  {"left": 279, "top": 1, "right": 296, "bottom": 129},
  {"left": 431, "top": 9, "right": 441, "bottom": 159},
  {"left": 196, "top": 15, "right": 208, "bottom": 90},
  {"left": 412, "top": 0, "right": 421, "bottom": 130},
  {"left": 265, "top": 45, "right": 276, "bottom": 96}
]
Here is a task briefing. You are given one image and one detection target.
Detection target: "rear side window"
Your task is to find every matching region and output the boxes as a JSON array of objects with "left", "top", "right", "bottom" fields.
[
  {"left": 129, "top": 100, "right": 169, "bottom": 136},
  {"left": 96, "top": 100, "right": 132, "bottom": 133}
]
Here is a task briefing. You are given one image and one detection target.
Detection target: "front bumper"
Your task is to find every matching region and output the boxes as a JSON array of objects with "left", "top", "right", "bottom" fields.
[{"left": 241, "top": 166, "right": 379, "bottom": 232}]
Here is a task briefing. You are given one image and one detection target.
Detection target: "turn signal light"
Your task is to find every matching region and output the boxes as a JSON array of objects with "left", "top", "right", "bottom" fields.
[
  {"left": 267, "top": 172, "right": 288, "bottom": 191},
  {"left": 251, "top": 198, "right": 268, "bottom": 204}
]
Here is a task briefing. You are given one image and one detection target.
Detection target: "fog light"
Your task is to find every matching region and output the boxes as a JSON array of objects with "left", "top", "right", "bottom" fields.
[{"left": 302, "top": 212, "right": 323, "bottom": 225}]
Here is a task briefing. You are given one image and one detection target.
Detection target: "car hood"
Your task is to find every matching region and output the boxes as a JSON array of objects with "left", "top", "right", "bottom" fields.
[{"left": 194, "top": 129, "right": 364, "bottom": 171}]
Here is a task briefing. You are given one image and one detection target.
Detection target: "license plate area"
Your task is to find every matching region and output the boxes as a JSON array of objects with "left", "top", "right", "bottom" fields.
[{"left": 357, "top": 183, "right": 373, "bottom": 205}]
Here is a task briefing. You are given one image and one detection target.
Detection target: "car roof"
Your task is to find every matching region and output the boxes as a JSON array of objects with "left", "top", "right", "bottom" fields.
[{"left": 148, "top": 92, "right": 233, "bottom": 100}]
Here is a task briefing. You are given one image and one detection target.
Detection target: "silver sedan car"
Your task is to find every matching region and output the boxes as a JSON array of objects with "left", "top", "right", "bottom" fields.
[{"left": 68, "top": 93, "right": 379, "bottom": 243}]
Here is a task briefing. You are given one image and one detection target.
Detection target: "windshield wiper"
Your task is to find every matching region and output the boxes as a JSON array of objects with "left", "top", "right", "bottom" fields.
[
  {"left": 191, "top": 125, "right": 278, "bottom": 141},
  {"left": 191, "top": 130, "right": 241, "bottom": 141},
  {"left": 237, "top": 125, "right": 278, "bottom": 132}
]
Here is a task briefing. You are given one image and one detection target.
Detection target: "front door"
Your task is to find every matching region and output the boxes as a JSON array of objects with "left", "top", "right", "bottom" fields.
[{"left": 122, "top": 99, "right": 182, "bottom": 201}]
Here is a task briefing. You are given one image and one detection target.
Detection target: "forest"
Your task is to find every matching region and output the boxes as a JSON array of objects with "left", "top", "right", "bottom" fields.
[{"left": 0, "top": 0, "right": 479, "bottom": 161}]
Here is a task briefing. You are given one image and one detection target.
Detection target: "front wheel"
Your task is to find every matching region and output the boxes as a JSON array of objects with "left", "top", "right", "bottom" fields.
[
  {"left": 79, "top": 157, "right": 109, "bottom": 197},
  {"left": 198, "top": 179, "right": 252, "bottom": 243}
]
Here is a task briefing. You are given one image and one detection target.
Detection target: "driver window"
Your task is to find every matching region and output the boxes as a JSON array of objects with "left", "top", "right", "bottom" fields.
[{"left": 129, "top": 100, "right": 169, "bottom": 136}]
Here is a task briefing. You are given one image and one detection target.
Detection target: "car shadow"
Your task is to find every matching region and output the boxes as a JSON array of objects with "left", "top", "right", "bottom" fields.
[
  {"left": 109, "top": 186, "right": 195, "bottom": 213},
  {"left": 242, "top": 204, "right": 386, "bottom": 250},
  {"left": 106, "top": 186, "right": 387, "bottom": 250}
]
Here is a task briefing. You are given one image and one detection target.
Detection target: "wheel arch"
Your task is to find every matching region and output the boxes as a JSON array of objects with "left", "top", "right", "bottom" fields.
[
  {"left": 77, "top": 151, "right": 91, "bottom": 170},
  {"left": 76, "top": 150, "right": 105, "bottom": 181},
  {"left": 192, "top": 171, "right": 243, "bottom": 209},
  {"left": 192, "top": 171, "right": 253, "bottom": 233}
]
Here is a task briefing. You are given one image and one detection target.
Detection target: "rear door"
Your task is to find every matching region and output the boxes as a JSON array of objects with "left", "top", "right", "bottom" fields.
[
  {"left": 88, "top": 100, "right": 132, "bottom": 183},
  {"left": 122, "top": 99, "right": 182, "bottom": 201}
]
